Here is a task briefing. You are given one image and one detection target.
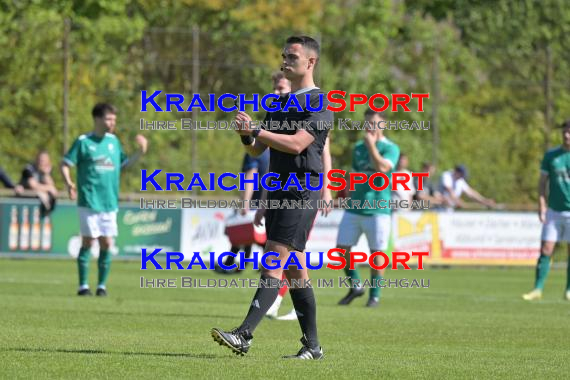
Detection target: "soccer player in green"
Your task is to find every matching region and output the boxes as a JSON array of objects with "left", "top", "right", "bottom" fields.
[
  {"left": 523, "top": 119, "right": 570, "bottom": 301},
  {"left": 336, "top": 109, "right": 400, "bottom": 307},
  {"left": 61, "top": 103, "right": 148, "bottom": 296}
]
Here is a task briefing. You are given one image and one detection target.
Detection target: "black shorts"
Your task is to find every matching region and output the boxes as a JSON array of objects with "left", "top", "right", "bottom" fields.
[{"left": 265, "top": 188, "right": 320, "bottom": 252}]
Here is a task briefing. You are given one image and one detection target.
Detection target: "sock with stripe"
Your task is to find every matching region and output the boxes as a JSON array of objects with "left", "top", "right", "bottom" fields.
[
  {"left": 238, "top": 275, "right": 279, "bottom": 334},
  {"left": 289, "top": 287, "right": 319, "bottom": 349}
]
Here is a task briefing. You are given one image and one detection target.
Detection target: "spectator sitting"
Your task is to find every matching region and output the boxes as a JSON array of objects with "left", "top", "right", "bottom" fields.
[
  {"left": 439, "top": 164, "right": 495, "bottom": 210},
  {"left": 20, "top": 150, "right": 58, "bottom": 215}
]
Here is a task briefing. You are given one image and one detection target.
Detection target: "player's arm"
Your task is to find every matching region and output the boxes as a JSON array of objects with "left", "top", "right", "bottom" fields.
[
  {"left": 256, "top": 129, "right": 314, "bottom": 155},
  {"left": 236, "top": 111, "right": 316, "bottom": 155},
  {"left": 242, "top": 138, "right": 269, "bottom": 157},
  {"left": 538, "top": 172, "right": 549, "bottom": 223},
  {"left": 60, "top": 162, "right": 76, "bottom": 200},
  {"left": 363, "top": 130, "right": 393, "bottom": 173},
  {"left": 320, "top": 136, "right": 333, "bottom": 216},
  {"left": 240, "top": 167, "right": 257, "bottom": 215},
  {"left": 122, "top": 134, "right": 148, "bottom": 169},
  {"left": 61, "top": 138, "right": 81, "bottom": 200},
  {"left": 235, "top": 112, "right": 269, "bottom": 156}
]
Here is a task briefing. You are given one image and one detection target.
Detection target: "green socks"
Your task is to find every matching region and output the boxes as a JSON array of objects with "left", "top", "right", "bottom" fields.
[
  {"left": 344, "top": 266, "right": 361, "bottom": 287},
  {"left": 370, "top": 274, "right": 382, "bottom": 299},
  {"left": 534, "top": 254, "right": 551, "bottom": 290},
  {"left": 77, "top": 247, "right": 91, "bottom": 288},
  {"left": 98, "top": 250, "right": 111, "bottom": 288}
]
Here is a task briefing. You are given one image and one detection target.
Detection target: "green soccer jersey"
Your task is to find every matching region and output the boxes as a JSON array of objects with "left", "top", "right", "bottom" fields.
[
  {"left": 541, "top": 146, "right": 570, "bottom": 212},
  {"left": 347, "top": 137, "right": 400, "bottom": 215},
  {"left": 64, "top": 133, "right": 128, "bottom": 212}
]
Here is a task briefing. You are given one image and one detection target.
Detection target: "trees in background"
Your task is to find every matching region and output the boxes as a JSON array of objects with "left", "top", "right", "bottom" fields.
[{"left": 1, "top": 0, "right": 569, "bottom": 204}]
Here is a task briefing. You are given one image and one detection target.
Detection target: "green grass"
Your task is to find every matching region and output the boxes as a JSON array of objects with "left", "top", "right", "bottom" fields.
[{"left": 0, "top": 259, "right": 569, "bottom": 379}]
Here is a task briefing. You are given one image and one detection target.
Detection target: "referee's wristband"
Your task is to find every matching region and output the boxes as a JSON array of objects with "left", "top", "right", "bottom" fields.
[{"left": 240, "top": 135, "right": 254, "bottom": 145}]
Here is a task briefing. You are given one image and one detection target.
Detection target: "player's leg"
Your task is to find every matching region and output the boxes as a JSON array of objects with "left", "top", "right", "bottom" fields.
[
  {"left": 215, "top": 245, "right": 243, "bottom": 274},
  {"left": 336, "top": 212, "right": 365, "bottom": 305},
  {"left": 95, "top": 211, "right": 118, "bottom": 296},
  {"left": 240, "top": 244, "right": 253, "bottom": 271},
  {"left": 77, "top": 207, "right": 100, "bottom": 296},
  {"left": 364, "top": 214, "right": 391, "bottom": 307},
  {"left": 282, "top": 251, "right": 323, "bottom": 360},
  {"left": 77, "top": 236, "right": 95, "bottom": 296},
  {"left": 562, "top": 214, "right": 570, "bottom": 301},
  {"left": 96, "top": 236, "right": 113, "bottom": 296},
  {"left": 523, "top": 209, "right": 558, "bottom": 300},
  {"left": 522, "top": 240, "right": 555, "bottom": 300},
  {"left": 224, "top": 245, "right": 240, "bottom": 267},
  {"left": 211, "top": 239, "right": 286, "bottom": 355},
  {"left": 266, "top": 272, "right": 288, "bottom": 319},
  {"left": 270, "top": 212, "right": 321, "bottom": 320},
  {"left": 212, "top": 197, "right": 320, "bottom": 356}
]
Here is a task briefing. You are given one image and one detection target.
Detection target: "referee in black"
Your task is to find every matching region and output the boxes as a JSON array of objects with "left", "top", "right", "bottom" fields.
[{"left": 211, "top": 35, "right": 332, "bottom": 360}]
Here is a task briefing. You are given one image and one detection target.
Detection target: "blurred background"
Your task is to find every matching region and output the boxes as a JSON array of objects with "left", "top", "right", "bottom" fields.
[{"left": 1, "top": 0, "right": 569, "bottom": 205}]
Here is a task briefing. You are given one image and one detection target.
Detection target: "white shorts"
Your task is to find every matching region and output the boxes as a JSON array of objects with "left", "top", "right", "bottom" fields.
[
  {"left": 336, "top": 212, "right": 391, "bottom": 251},
  {"left": 78, "top": 207, "right": 118, "bottom": 238},
  {"left": 541, "top": 208, "right": 570, "bottom": 242}
]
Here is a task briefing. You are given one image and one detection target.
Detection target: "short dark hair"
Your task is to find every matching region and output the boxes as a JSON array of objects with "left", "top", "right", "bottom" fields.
[
  {"left": 92, "top": 103, "right": 117, "bottom": 119},
  {"left": 455, "top": 164, "right": 469, "bottom": 179},
  {"left": 364, "top": 108, "right": 386, "bottom": 119},
  {"left": 286, "top": 35, "right": 320, "bottom": 58}
]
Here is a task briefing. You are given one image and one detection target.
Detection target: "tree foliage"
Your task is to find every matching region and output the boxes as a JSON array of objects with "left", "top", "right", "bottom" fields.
[{"left": 1, "top": 0, "right": 569, "bottom": 204}]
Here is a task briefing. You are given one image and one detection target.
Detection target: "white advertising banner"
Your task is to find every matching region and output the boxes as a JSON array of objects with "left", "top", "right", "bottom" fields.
[
  {"left": 392, "top": 211, "right": 542, "bottom": 265},
  {"left": 180, "top": 208, "right": 542, "bottom": 266}
]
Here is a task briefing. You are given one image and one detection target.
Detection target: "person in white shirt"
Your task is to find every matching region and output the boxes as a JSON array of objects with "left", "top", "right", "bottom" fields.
[{"left": 440, "top": 165, "right": 495, "bottom": 209}]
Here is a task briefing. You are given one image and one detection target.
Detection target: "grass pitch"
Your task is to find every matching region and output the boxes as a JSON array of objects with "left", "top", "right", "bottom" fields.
[{"left": 0, "top": 258, "right": 569, "bottom": 379}]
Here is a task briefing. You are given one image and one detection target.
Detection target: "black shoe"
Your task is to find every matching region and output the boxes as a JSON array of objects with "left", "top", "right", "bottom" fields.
[
  {"left": 366, "top": 297, "right": 379, "bottom": 307},
  {"left": 96, "top": 288, "right": 107, "bottom": 297},
  {"left": 77, "top": 288, "right": 92, "bottom": 296},
  {"left": 213, "top": 264, "right": 241, "bottom": 275},
  {"left": 338, "top": 287, "right": 365, "bottom": 305},
  {"left": 211, "top": 327, "right": 252, "bottom": 356},
  {"left": 283, "top": 336, "right": 324, "bottom": 360}
]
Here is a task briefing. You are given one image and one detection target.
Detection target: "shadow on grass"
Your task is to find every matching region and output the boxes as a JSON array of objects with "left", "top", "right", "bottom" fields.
[
  {"left": 4, "top": 347, "right": 219, "bottom": 359},
  {"left": 96, "top": 310, "right": 236, "bottom": 320}
]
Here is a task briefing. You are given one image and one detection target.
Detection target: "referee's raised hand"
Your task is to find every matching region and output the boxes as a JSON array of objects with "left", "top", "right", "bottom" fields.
[{"left": 235, "top": 111, "right": 253, "bottom": 136}]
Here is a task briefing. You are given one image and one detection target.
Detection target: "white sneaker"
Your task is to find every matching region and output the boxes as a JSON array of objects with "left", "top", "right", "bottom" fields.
[
  {"left": 266, "top": 296, "right": 282, "bottom": 319},
  {"left": 565, "top": 290, "right": 570, "bottom": 301},
  {"left": 276, "top": 309, "right": 298, "bottom": 321},
  {"left": 522, "top": 289, "right": 542, "bottom": 301}
]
